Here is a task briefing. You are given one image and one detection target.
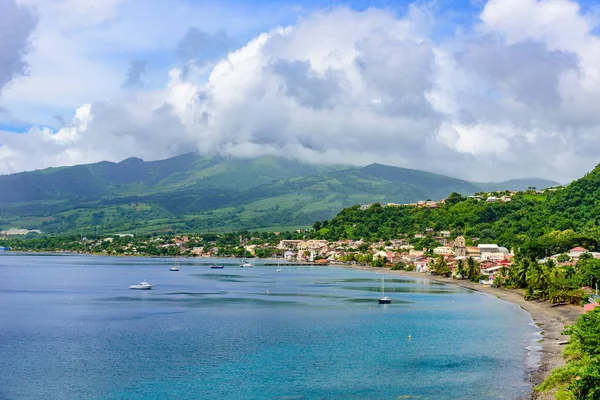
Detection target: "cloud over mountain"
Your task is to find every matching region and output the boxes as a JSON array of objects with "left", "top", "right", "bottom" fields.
[{"left": 0, "top": 0, "right": 599, "bottom": 183}]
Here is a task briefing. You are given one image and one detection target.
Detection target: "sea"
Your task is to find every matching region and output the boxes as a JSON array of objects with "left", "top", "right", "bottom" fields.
[{"left": 0, "top": 254, "right": 541, "bottom": 400}]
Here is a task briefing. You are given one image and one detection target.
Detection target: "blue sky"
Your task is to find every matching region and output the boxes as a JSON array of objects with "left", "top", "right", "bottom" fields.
[{"left": 2, "top": 0, "right": 600, "bottom": 182}]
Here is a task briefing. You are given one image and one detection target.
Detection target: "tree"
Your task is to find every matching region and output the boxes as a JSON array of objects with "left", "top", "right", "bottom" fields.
[
  {"left": 372, "top": 257, "right": 386, "bottom": 268},
  {"left": 464, "top": 257, "right": 479, "bottom": 279},
  {"left": 538, "top": 309, "right": 600, "bottom": 398},
  {"left": 433, "top": 255, "right": 450, "bottom": 276},
  {"left": 454, "top": 259, "right": 465, "bottom": 279},
  {"left": 390, "top": 261, "right": 406, "bottom": 270},
  {"left": 445, "top": 192, "right": 466, "bottom": 206}
]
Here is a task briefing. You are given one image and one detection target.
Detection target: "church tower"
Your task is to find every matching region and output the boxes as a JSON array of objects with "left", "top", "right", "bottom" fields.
[{"left": 455, "top": 235, "right": 466, "bottom": 257}]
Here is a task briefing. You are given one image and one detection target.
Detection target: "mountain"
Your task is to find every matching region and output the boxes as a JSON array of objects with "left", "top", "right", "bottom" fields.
[
  {"left": 475, "top": 178, "right": 561, "bottom": 192},
  {"left": 0, "top": 154, "right": 559, "bottom": 235}
]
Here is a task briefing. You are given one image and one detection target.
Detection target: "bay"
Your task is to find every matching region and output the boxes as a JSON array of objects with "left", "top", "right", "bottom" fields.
[{"left": 0, "top": 254, "right": 540, "bottom": 400}]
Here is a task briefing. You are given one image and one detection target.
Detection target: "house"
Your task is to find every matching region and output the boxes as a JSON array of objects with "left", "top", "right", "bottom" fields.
[
  {"left": 568, "top": 247, "right": 589, "bottom": 260},
  {"left": 466, "top": 246, "right": 480, "bottom": 258},
  {"left": 415, "top": 258, "right": 432, "bottom": 272},
  {"left": 373, "top": 250, "right": 388, "bottom": 259},
  {"left": 409, "top": 249, "right": 425, "bottom": 257},
  {"left": 278, "top": 240, "right": 302, "bottom": 249},
  {"left": 440, "top": 230, "right": 451, "bottom": 238},
  {"left": 481, "top": 264, "right": 505, "bottom": 277},
  {"left": 486, "top": 196, "right": 498, "bottom": 202},
  {"left": 433, "top": 246, "right": 454, "bottom": 256}
]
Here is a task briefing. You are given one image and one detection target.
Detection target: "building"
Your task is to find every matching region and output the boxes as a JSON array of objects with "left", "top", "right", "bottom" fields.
[
  {"left": 466, "top": 246, "right": 480, "bottom": 258},
  {"left": 454, "top": 236, "right": 466, "bottom": 257},
  {"left": 0, "top": 228, "right": 42, "bottom": 235},
  {"left": 433, "top": 246, "right": 454, "bottom": 256},
  {"left": 478, "top": 244, "right": 500, "bottom": 253},
  {"left": 568, "top": 247, "right": 589, "bottom": 260},
  {"left": 278, "top": 240, "right": 303, "bottom": 249}
]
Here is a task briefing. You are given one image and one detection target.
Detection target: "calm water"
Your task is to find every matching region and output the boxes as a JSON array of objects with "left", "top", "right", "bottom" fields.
[{"left": 0, "top": 254, "right": 540, "bottom": 400}]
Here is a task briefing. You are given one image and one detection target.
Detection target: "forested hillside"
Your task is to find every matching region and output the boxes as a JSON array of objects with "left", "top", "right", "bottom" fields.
[
  {"left": 311, "top": 165, "right": 600, "bottom": 259},
  {"left": 0, "top": 153, "right": 559, "bottom": 235}
]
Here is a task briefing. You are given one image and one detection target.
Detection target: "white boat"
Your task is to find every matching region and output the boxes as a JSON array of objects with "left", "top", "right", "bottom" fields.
[
  {"left": 377, "top": 273, "right": 391, "bottom": 304},
  {"left": 169, "top": 258, "right": 179, "bottom": 271},
  {"left": 240, "top": 248, "right": 253, "bottom": 268},
  {"left": 129, "top": 281, "right": 154, "bottom": 290},
  {"left": 276, "top": 267, "right": 282, "bottom": 272}
]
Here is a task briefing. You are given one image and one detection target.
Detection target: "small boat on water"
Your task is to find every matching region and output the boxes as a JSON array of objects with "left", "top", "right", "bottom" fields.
[
  {"left": 240, "top": 248, "right": 253, "bottom": 268},
  {"left": 169, "top": 258, "right": 180, "bottom": 271},
  {"left": 211, "top": 265, "right": 224, "bottom": 269},
  {"left": 378, "top": 273, "right": 391, "bottom": 304},
  {"left": 276, "top": 267, "right": 282, "bottom": 272},
  {"left": 129, "top": 281, "right": 154, "bottom": 290}
]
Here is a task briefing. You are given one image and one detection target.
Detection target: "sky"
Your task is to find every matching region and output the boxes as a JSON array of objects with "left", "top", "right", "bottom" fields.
[{"left": 1, "top": 0, "right": 600, "bottom": 183}]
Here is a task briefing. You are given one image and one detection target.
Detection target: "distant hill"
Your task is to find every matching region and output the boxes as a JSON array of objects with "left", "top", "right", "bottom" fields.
[
  {"left": 0, "top": 154, "right": 559, "bottom": 235},
  {"left": 475, "top": 178, "right": 561, "bottom": 192}
]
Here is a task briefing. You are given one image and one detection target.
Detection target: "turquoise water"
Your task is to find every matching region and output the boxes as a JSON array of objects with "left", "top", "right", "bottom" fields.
[{"left": 0, "top": 254, "right": 539, "bottom": 399}]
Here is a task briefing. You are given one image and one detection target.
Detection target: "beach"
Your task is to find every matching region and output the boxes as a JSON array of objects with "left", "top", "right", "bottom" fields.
[{"left": 344, "top": 266, "right": 583, "bottom": 400}]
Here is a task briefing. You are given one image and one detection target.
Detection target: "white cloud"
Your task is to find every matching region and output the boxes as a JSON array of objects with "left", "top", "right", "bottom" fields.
[{"left": 2, "top": 0, "right": 600, "bottom": 184}]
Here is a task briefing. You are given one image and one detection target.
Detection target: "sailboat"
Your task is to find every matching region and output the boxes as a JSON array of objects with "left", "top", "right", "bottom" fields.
[
  {"left": 378, "top": 273, "right": 391, "bottom": 304},
  {"left": 276, "top": 253, "right": 281, "bottom": 272},
  {"left": 169, "top": 258, "right": 180, "bottom": 271},
  {"left": 240, "top": 248, "right": 253, "bottom": 268}
]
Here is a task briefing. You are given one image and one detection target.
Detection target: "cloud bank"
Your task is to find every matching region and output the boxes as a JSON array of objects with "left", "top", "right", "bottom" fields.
[{"left": 1, "top": 0, "right": 600, "bottom": 183}]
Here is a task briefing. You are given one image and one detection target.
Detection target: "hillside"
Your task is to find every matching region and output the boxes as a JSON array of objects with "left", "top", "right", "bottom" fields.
[
  {"left": 311, "top": 164, "right": 600, "bottom": 259},
  {"left": 0, "top": 154, "right": 559, "bottom": 235}
]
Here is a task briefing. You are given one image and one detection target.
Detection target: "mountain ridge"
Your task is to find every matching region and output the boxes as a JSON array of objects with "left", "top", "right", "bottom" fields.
[{"left": 0, "top": 153, "right": 560, "bottom": 234}]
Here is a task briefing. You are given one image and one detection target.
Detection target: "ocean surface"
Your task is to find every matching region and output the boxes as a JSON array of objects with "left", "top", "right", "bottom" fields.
[{"left": 0, "top": 254, "right": 540, "bottom": 400}]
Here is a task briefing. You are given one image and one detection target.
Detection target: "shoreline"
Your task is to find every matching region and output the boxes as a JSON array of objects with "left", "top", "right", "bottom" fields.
[{"left": 343, "top": 265, "right": 583, "bottom": 400}]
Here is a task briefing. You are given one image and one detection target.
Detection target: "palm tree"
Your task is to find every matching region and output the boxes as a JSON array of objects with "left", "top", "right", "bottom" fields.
[
  {"left": 465, "top": 257, "right": 479, "bottom": 279},
  {"left": 527, "top": 261, "right": 551, "bottom": 296},
  {"left": 509, "top": 258, "right": 531, "bottom": 288},
  {"left": 455, "top": 259, "right": 465, "bottom": 279}
]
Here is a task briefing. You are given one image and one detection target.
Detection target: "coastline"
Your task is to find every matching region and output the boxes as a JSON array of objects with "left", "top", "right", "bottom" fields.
[{"left": 343, "top": 265, "right": 583, "bottom": 400}]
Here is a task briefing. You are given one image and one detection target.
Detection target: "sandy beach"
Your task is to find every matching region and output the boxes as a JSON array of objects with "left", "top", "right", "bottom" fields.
[{"left": 342, "top": 265, "right": 583, "bottom": 400}]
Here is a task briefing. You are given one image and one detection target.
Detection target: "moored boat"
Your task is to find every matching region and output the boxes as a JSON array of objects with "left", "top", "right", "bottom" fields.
[
  {"left": 211, "top": 265, "right": 224, "bottom": 269},
  {"left": 377, "top": 273, "right": 391, "bottom": 304},
  {"left": 169, "top": 257, "right": 179, "bottom": 271},
  {"left": 129, "top": 281, "right": 154, "bottom": 290}
]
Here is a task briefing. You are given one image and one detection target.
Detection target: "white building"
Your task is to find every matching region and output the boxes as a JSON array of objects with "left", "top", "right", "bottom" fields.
[{"left": 433, "top": 246, "right": 454, "bottom": 256}]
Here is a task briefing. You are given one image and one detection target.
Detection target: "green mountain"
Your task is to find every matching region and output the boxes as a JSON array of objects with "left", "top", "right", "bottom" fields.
[
  {"left": 0, "top": 154, "right": 559, "bottom": 235},
  {"left": 312, "top": 164, "right": 600, "bottom": 259}
]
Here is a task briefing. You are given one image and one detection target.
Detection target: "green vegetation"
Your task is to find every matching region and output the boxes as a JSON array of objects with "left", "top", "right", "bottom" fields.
[
  {"left": 537, "top": 308, "right": 600, "bottom": 399},
  {"left": 0, "top": 230, "right": 295, "bottom": 258},
  {"left": 499, "top": 255, "right": 590, "bottom": 305},
  {"left": 311, "top": 165, "right": 600, "bottom": 260},
  {"left": 0, "top": 154, "right": 558, "bottom": 235}
]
